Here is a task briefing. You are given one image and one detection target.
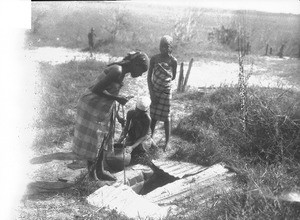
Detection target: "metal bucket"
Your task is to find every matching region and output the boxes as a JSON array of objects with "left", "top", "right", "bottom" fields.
[{"left": 106, "top": 143, "right": 131, "bottom": 172}]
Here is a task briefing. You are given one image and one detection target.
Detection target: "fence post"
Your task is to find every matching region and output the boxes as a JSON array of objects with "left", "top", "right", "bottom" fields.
[
  {"left": 177, "top": 62, "right": 184, "bottom": 92},
  {"left": 265, "top": 44, "right": 269, "bottom": 56},
  {"left": 182, "top": 58, "right": 194, "bottom": 92},
  {"left": 278, "top": 44, "right": 285, "bottom": 58}
]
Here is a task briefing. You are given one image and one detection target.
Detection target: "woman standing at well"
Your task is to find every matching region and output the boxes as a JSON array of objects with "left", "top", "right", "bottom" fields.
[
  {"left": 147, "top": 36, "right": 177, "bottom": 151},
  {"left": 73, "top": 51, "right": 149, "bottom": 180}
]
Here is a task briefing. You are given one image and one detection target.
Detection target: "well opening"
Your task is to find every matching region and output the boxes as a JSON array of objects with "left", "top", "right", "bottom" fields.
[
  {"left": 138, "top": 168, "right": 178, "bottom": 195},
  {"left": 108, "top": 163, "right": 179, "bottom": 195},
  {"left": 105, "top": 144, "right": 179, "bottom": 195}
]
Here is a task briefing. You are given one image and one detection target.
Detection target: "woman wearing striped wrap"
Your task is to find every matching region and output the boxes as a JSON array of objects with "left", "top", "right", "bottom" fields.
[
  {"left": 147, "top": 35, "right": 177, "bottom": 151},
  {"left": 72, "top": 51, "right": 149, "bottom": 181}
]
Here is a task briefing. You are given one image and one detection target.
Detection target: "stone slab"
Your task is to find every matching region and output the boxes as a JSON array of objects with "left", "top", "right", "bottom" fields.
[
  {"left": 87, "top": 184, "right": 171, "bottom": 220},
  {"left": 144, "top": 163, "right": 234, "bottom": 206},
  {"left": 152, "top": 159, "right": 207, "bottom": 178}
]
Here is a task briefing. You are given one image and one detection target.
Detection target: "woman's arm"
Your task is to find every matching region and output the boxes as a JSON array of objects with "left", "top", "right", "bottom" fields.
[
  {"left": 91, "top": 66, "right": 128, "bottom": 105},
  {"left": 171, "top": 57, "right": 178, "bottom": 80},
  {"left": 147, "top": 57, "right": 155, "bottom": 95},
  {"left": 147, "top": 57, "right": 159, "bottom": 104}
]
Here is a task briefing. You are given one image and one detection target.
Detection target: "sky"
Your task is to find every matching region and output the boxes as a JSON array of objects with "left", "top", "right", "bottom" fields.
[{"left": 135, "top": 0, "right": 300, "bottom": 15}]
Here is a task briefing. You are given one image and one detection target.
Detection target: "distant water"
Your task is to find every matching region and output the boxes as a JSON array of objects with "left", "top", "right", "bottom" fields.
[
  {"left": 24, "top": 46, "right": 119, "bottom": 65},
  {"left": 183, "top": 60, "right": 297, "bottom": 90},
  {"left": 24, "top": 46, "right": 297, "bottom": 90}
]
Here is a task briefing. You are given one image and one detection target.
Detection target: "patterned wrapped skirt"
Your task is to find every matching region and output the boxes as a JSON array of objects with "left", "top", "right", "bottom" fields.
[
  {"left": 150, "top": 63, "right": 172, "bottom": 121},
  {"left": 72, "top": 90, "right": 115, "bottom": 161},
  {"left": 150, "top": 90, "right": 171, "bottom": 121}
]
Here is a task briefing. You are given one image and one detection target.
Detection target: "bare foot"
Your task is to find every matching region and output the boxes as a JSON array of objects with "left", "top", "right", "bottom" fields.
[
  {"left": 150, "top": 138, "right": 158, "bottom": 146},
  {"left": 163, "top": 143, "right": 170, "bottom": 152}
]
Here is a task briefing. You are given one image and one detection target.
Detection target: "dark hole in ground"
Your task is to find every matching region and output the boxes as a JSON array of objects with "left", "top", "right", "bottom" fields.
[
  {"left": 138, "top": 166, "right": 179, "bottom": 195},
  {"left": 106, "top": 144, "right": 179, "bottom": 195}
]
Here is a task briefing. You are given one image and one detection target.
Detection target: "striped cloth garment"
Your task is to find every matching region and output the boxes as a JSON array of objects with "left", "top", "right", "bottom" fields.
[
  {"left": 72, "top": 73, "right": 120, "bottom": 161},
  {"left": 150, "top": 63, "right": 173, "bottom": 121}
]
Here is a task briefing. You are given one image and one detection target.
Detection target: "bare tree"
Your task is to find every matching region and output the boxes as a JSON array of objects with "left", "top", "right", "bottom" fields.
[
  {"left": 173, "top": 9, "right": 199, "bottom": 45},
  {"left": 101, "top": 8, "right": 131, "bottom": 43}
]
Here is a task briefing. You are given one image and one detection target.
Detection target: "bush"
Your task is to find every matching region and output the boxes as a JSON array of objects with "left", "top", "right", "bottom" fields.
[
  {"left": 175, "top": 86, "right": 300, "bottom": 165},
  {"left": 171, "top": 85, "right": 300, "bottom": 219},
  {"left": 171, "top": 128, "right": 224, "bottom": 166}
]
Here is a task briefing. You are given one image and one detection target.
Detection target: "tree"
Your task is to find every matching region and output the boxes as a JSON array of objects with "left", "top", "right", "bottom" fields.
[
  {"left": 101, "top": 8, "right": 131, "bottom": 43},
  {"left": 173, "top": 9, "right": 199, "bottom": 45}
]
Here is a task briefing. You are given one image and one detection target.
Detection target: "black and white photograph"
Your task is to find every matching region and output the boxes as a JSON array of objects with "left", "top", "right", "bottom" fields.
[{"left": 1, "top": 0, "right": 300, "bottom": 219}]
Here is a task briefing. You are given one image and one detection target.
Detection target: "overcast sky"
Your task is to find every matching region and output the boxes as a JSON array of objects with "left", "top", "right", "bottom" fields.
[{"left": 136, "top": 0, "right": 300, "bottom": 15}]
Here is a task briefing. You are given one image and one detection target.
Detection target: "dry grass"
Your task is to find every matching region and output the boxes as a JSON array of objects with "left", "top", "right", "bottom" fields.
[
  {"left": 171, "top": 85, "right": 300, "bottom": 219},
  {"left": 173, "top": 86, "right": 300, "bottom": 163},
  {"left": 32, "top": 60, "right": 106, "bottom": 152}
]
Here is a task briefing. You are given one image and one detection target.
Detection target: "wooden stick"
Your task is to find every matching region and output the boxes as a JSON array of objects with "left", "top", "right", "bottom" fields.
[
  {"left": 121, "top": 105, "right": 127, "bottom": 185},
  {"left": 182, "top": 58, "right": 194, "bottom": 92},
  {"left": 177, "top": 62, "right": 184, "bottom": 92}
]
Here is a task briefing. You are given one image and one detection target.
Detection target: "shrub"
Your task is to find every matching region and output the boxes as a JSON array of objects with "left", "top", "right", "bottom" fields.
[
  {"left": 172, "top": 84, "right": 300, "bottom": 220},
  {"left": 171, "top": 128, "right": 224, "bottom": 166},
  {"left": 173, "top": 106, "right": 215, "bottom": 142},
  {"left": 173, "top": 86, "right": 300, "bottom": 165}
]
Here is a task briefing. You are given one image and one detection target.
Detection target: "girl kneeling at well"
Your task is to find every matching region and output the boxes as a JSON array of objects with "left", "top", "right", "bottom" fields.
[{"left": 117, "top": 96, "right": 153, "bottom": 167}]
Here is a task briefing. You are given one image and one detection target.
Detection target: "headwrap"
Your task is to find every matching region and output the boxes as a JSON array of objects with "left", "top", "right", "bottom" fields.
[
  {"left": 124, "top": 51, "right": 149, "bottom": 72},
  {"left": 136, "top": 96, "right": 151, "bottom": 111},
  {"left": 108, "top": 51, "right": 149, "bottom": 73}
]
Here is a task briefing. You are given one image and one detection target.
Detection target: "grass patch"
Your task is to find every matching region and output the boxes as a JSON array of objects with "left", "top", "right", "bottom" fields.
[
  {"left": 202, "top": 189, "right": 300, "bottom": 220},
  {"left": 33, "top": 60, "right": 107, "bottom": 151},
  {"left": 171, "top": 85, "right": 300, "bottom": 219},
  {"left": 173, "top": 86, "right": 300, "bottom": 165}
]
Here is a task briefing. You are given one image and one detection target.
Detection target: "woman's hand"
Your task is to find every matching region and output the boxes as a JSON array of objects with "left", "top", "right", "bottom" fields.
[
  {"left": 117, "top": 96, "right": 129, "bottom": 106},
  {"left": 125, "top": 146, "right": 133, "bottom": 154},
  {"left": 117, "top": 135, "right": 125, "bottom": 143}
]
